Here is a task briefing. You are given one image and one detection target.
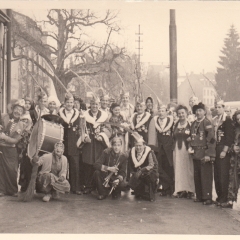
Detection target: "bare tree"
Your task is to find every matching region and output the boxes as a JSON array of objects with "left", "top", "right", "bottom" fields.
[{"left": 12, "top": 9, "right": 126, "bottom": 101}]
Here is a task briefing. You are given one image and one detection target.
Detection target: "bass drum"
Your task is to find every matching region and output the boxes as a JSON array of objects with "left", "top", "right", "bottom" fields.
[{"left": 27, "top": 118, "right": 64, "bottom": 160}]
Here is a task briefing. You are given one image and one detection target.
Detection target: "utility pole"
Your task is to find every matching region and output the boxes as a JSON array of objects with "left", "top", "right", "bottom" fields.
[
  {"left": 135, "top": 25, "right": 143, "bottom": 101},
  {"left": 169, "top": 9, "right": 178, "bottom": 104}
]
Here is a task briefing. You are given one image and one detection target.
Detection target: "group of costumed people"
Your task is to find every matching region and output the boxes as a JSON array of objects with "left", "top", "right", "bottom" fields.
[{"left": 0, "top": 90, "right": 239, "bottom": 208}]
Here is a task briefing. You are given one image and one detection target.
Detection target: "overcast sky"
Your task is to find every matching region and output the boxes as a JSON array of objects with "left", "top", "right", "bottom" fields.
[{"left": 7, "top": 1, "right": 240, "bottom": 75}]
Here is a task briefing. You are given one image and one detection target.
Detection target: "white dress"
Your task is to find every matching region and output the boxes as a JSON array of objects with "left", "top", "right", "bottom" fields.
[{"left": 173, "top": 121, "right": 195, "bottom": 194}]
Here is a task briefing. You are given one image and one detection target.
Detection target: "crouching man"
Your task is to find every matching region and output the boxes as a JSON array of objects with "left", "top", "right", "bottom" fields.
[
  {"left": 36, "top": 142, "right": 70, "bottom": 202},
  {"left": 93, "top": 136, "right": 127, "bottom": 200},
  {"left": 128, "top": 133, "right": 159, "bottom": 202}
]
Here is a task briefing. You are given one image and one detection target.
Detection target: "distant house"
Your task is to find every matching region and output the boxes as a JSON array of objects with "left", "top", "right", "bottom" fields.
[{"left": 178, "top": 72, "right": 216, "bottom": 109}]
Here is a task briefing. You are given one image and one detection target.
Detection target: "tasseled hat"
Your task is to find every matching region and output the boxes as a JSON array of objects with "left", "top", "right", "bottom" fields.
[
  {"left": 90, "top": 94, "right": 100, "bottom": 104},
  {"left": 131, "top": 131, "right": 145, "bottom": 144},
  {"left": 12, "top": 99, "right": 26, "bottom": 112},
  {"left": 216, "top": 100, "right": 225, "bottom": 107},
  {"left": 65, "top": 92, "right": 74, "bottom": 101},
  {"left": 48, "top": 95, "right": 61, "bottom": 107},
  {"left": 100, "top": 94, "right": 110, "bottom": 101},
  {"left": 192, "top": 102, "right": 206, "bottom": 114},
  {"left": 120, "top": 89, "right": 130, "bottom": 98}
]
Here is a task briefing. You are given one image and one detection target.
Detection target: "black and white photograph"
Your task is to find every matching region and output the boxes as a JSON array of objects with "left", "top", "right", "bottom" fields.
[{"left": 0, "top": 0, "right": 240, "bottom": 235}]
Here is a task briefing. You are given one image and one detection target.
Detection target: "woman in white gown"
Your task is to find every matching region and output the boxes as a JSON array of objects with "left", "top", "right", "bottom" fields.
[{"left": 173, "top": 105, "right": 195, "bottom": 198}]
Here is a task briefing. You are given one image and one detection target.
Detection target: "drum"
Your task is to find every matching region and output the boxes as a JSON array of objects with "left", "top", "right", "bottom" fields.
[{"left": 27, "top": 118, "right": 64, "bottom": 160}]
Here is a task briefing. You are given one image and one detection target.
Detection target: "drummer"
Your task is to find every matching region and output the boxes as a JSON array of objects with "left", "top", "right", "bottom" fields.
[{"left": 58, "top": 92, "right": 82, "bottom": 195}]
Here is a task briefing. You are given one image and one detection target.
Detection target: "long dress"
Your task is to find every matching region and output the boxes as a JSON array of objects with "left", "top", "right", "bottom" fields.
[{"left": 173, "top": 121, "right": 195, "bottom": 194}]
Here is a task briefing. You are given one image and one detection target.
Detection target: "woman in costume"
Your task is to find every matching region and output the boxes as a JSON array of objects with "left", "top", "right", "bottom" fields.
[
  {"left": 222, "top": 110, "right": 240, "bottom": 208},
  {"left": 0, "top": 99, "right": 26, "bottom": 197},
  {"left": 145, "top": 97, "right": 155, "bottom": 117},
  {"left": 24, "top": 97, "right": 37, "bottom": 126},
  {"left": 93, "top": 136, "right": 127, "bottom": 200},
  {"left": 108, "top": 103, "right": 129, "bottom": 153},
  {"left": 172, "top": 105, "right": 195, "bottom": 198},
  {"left": 36, "top": 142, "right": 70, "bottom": 202}
]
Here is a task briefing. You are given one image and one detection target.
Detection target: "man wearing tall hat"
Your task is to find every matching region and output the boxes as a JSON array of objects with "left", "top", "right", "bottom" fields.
[
  {"left": 128, "top": 132, "right": 159, "bottom": 201},
  {"left": 80, "top": 95, "right": 112, "bottom": 194},
  {"left": 120, "top": 91, "right": 134, "bottom": 123},
  {"left": 148, "top": 103, "right": 174, "bottom": 196},
  {"left": 189, "top": 102, "right": 216, "bottom": 205},
  {"left": 130, "top": 100, "right": 151, "bottom": 146},
  {"left": 58, "top": 92, "right": 82, "bottom": 195},
  {"left": 212, "top": 100, "right": 234, "bottom": 206}
]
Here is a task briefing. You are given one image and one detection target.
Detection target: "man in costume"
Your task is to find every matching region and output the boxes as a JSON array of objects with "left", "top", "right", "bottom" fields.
[
  {"left": 35, "top": 93, "right": 50, "bottom": 119},
  {"left": 128, "top": 132, "right": 159, "bottom": 201},
  {"left": 188, "top": 96, "right": 199, "bottom": 124},
  {"left": 189, "top": 102, "right": 216, "bottom": 205},
  {"left": 120, "top": 91, "right": 134, "bottom": 123},
  {"left": 36, "top": 142, "right": 70, "bottom": 202},
  {"left": 93, "top": 136, "right": 127, "bottom": 200},
  {"left": 212, "top": 100, "right": 234, "bottom": 206},
  {"left": 148, "top": 103, "right": 174, "bottom": 196},
  {"left": 80, "top": 95, "right": 112, "bottom": 194},
  {"left": 0, "top": 99, "right": 26, "bottom": 197},
  {"left": 130, "top": 100, "right": 151, "bottom": 146},
  {"left": 58, "top": 92, "right": 82, "bottom": 195}
]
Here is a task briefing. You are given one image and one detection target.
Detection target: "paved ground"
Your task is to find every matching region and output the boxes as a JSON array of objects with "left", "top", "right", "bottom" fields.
[{"left": 0, "top": 191, "right": 240, "bottom": 234}]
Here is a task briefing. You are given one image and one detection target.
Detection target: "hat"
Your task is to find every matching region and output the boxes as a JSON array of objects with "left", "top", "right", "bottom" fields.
[
  {"left": 192, "top": 102, "right": 206, "bottom": 114},
  {"left": 112, "top": 136, "right": 123, "bottom": 145},
  {"left": 131, "top": 132, "right": 145, "bottom": 144},
  {"left": 65, "top": 92, "right": 74, "bottom": 101},
  {"left": 216, "top": 100, "right": 225, "bottom": 107},
  {"left": 158, "top": 103, "right": 168, "bottom": 110},
  {"left": 120, "top": 89, "right": 129, "bottom": 98},
  {"left": 12, "top": 99, "right": 26, "bottom": 112},
  {"left": 90, "top": 95, "right": 100, "bottom": 104},
  {"left": 48, "top": 95, "right": 61, "bottom": 107},
  {"left": 100, "top": 94, "right": 110, "bottom": 101}
]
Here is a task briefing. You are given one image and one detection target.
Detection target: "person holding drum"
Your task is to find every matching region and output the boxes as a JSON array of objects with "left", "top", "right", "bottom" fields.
[
  {"left": 58, "top": 92, "right": 82, "bottom": 195},
  {"left": 0, "top": 99, "right": 26, "bottom": 197},
  {"left": 35, "top": 142, "right": 70, "bottom": 202},
  {"left": 80, "top": 95, "right": 112, "bottom": 194}
]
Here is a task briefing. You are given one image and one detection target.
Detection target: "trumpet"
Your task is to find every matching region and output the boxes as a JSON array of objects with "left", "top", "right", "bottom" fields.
[{"left": 103, "top": 162, "right": 120, "bottom": 188}]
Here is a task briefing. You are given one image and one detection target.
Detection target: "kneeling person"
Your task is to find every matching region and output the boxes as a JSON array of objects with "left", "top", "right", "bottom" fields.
[
  {"left": 128, "top": 133, "right": 159, "bottom": 201},
  {"left": 93, "top": 137, "right": 127, "bottom": 200},
  {"left": 36, "top": 142, "right": 70, "bottom": 202}
]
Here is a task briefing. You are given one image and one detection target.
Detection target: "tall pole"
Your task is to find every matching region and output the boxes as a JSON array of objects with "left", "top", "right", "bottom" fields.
[
  {"left": 169, "top": 9, "right": 177, "bottom": 104},
  {"left": 6, "top": 9, "right": 12, "bottom": 104}
]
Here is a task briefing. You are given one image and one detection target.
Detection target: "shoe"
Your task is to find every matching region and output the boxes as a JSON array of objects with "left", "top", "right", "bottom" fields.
[
  {"left": 0, "top": 193, "right": 5, "bottom": 197},
  {"left": 194, "top": 198, "right": 203, "bottom": 202},
  {"left": 179, "top": 191, "right": 187, "bottom": 198},
  {"left": 203, "top": 200, "right": 212, "bottom": 205},
  {"left": 221, "top": 202, "right": 233, "bottom": 208},
  {"left": 76, "top": 191, "right": 83, "bottom": 195},
  {"left": 97, "top": 195, "right": 107, "bottom": 200},
  {"left": 187, "top": 192, "right": 193, "bottom": 199},
  {"left": 83, "top": 188, "right": 92, "bottom": 194},
  {"left": 42, "top": 194, "right": 52, "bottom": 202},
  {"left": 52, "top": 191, "right": 60, "bottom": 200}
]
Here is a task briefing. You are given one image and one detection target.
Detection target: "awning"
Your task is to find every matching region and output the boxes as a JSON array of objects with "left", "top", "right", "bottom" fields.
[{"left": 0, "top": 10, "right": 10, "bottom": 24}]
